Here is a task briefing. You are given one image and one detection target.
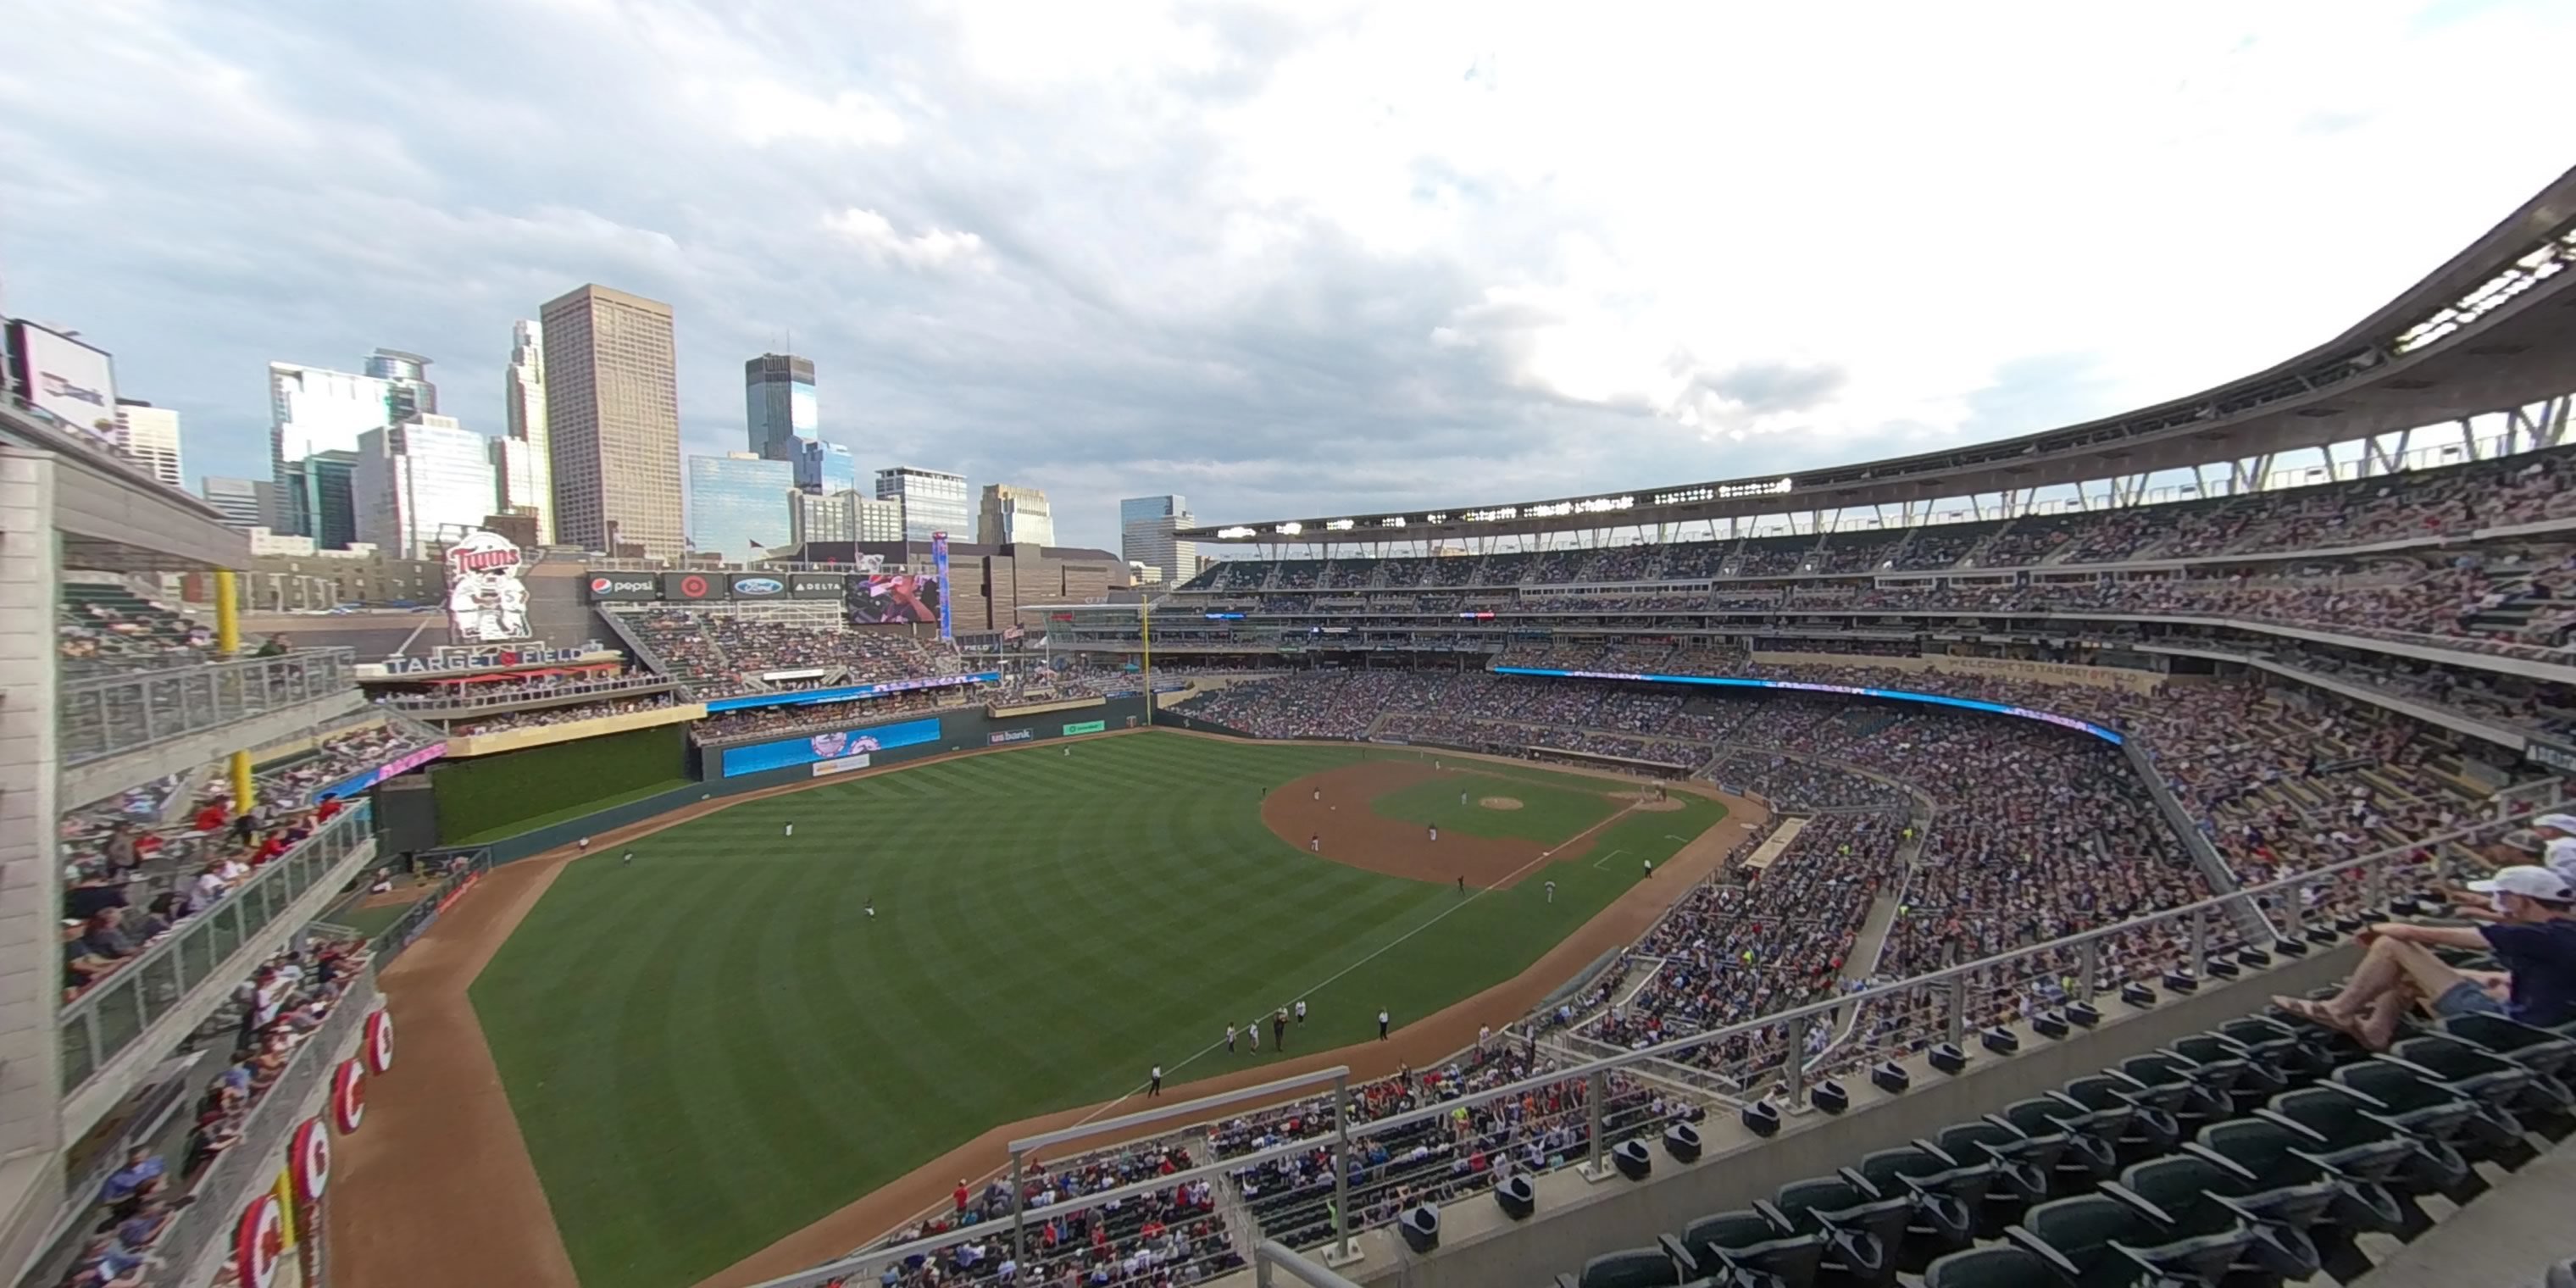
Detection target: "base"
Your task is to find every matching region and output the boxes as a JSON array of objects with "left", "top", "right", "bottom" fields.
[
  {"left": 1576, "top": 1162, "right": 1619, "bottom": 1183},
  {"left": 1324, "top": 1242, "right": 1368, "bottom": 1269}
]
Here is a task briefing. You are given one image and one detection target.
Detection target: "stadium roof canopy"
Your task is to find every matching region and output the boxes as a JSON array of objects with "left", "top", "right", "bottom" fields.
[
  {"left": 1, "top": 396, "right": 247, "bottom": 571},
  {"left": 1182, "top": 165, "right": 2576, "bottom": 547}
]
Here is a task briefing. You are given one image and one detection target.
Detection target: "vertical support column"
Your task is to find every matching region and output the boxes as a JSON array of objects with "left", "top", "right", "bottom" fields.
[
  {"left": 214, "top": 568, "right": 241, "bottom": 656},
  {"left": 1009, "top": 1151, "right": 1026, "bottom": 1269},
  {"left": 2077, "top": 940, "right": 2100, "bottom": 1002},
  {"left": 2189, "top": 907, "right": 2210, "bottom": 979},
  {"left": 1783, "top": 1014, "right": 1808, "bottom": 1108},
  {"left": 0, "top": 446, "right": 65, "bottom": 1272},
  {"left": 231, "top": 749, "right": 257, "bottom": 814},
  {"left": 1585, "top": 1069, "right": 1608, "bottom": 1178},
  {"left": 1330, "top": 1072, "right": 1354, "bottom": 1263},
  {"left": 1946, "top": 974, "right": 1968, "bottom": 1046}
]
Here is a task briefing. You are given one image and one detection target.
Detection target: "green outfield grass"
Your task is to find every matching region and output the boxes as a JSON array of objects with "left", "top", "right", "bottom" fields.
[
  {"left": 1369, "top": 770, "right": 1619, "bottom": 841},
  {"left": 468, "top": 734, "right": 1725, "bottom": 1287}
]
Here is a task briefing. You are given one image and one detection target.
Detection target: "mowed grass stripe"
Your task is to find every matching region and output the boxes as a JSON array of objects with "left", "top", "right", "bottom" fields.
[{"left": 470, "top": 733, "right": 1723, "bottom": 1286}]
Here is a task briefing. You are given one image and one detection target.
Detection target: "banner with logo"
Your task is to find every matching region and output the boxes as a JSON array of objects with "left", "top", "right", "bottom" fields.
[
  {"left": 661, "top": 571, "right": 722, "bottom": 602},
  {"left": 586, "top": 572, "right": 658, "bottom": 602},
  {"left": 1062, "top": 719, "right": 1108, "bottom": 736},
  {"left": 988, "top": 728, "right": 1035, "bottom": 746},
  {"left": 444, "top": 529, "right": 538, "bottom": 642},
  {"left": 729, "top": 574, "right": 788, "bottom": 601},
  {"left": 720, "top": 715, "right": 944, "bottom": 777},
  {"left": 788, "top": 572, "right": 848, "bottom": 601},
  {"left": 310, "top": 741, "right": 449, "bottom": 804},
  {"left": 701, "top": 671, "right": 999, "bottom": 713},
  {"left": 933, "top": 531, "right": 953, "bottom": 641},
  {"left": 811, "top": 752, "right": 872, "bottom": 777}
]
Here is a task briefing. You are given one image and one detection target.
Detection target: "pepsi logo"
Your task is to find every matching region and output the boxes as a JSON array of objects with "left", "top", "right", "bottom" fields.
[{"left": 590, "top": 577, "right": 612, "bottom": 592}]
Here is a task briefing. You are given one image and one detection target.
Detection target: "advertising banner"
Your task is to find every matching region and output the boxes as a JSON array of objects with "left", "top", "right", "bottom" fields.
[
  {"left": 811, "top": 752, "right": 872, "bottom": 777},
  {"left": 585, "top": 572, "right": 658, "bottom": 602},
  {"left": 8, "top": 319, "right": 119, "bottom": 444},
  {"left": 988, "top": 728, "right": 1035, "bottom": 746},
  {"left": 728, "top": 574, "right": 788, "bottom": 601},
  {"left": 444, "top": 530, "right": 537, "bottom": 642},
  {"left": 719, "top": 715, "right": 944, "bottom": 777},
  {"left": 933, "top": 531, "right": 953, "bottom": 640},
  {"left": 787, "top": 572, "right": 847, "bottom": 601},
  {"left": 1062, "top": 719, "right": 1108, "bottom": 736},
  {"left": 310, "top": 741, "right": 450, "bottom": 804},
  {"left": 661, "top": 571, "right": 723, "bottom": 602}
]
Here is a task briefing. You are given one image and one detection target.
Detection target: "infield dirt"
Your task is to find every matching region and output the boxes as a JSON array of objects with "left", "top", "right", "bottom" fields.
[
  {"left": 1260, "top": 759, "right": 1641, "bottom": 887},
  {"left": 325, "top": 732, "right": 1764, "bottom": 1288}
]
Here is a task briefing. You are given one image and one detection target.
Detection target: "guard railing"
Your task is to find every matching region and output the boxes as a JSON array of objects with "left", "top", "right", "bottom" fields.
[{"left": 58, "top": 649, "right": 358, "bottom": 768}]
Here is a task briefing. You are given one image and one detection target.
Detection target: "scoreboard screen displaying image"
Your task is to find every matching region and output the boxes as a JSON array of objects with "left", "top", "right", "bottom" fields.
[{"left": 851, "top": 573, "right": 942, "bottom": 625}]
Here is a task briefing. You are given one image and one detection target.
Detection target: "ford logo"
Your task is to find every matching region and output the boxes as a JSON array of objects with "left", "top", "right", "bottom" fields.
[{"left": 736, "top": 578, "right": 784, "bottom": 595}]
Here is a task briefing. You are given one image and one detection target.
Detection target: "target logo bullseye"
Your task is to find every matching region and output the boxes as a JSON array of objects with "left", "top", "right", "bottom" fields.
[{"left": 331, "top": 1058, "right": 367, "bottom": 1134}]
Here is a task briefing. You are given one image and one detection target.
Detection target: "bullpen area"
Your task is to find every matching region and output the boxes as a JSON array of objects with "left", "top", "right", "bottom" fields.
[{"left": 348, "top": 731, "right": 1742, "bottom": 1288}]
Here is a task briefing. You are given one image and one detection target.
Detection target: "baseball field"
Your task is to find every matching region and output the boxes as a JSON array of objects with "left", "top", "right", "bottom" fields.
[{"left": 435, "top": 732, "right": 1735, "bottom": 1287}]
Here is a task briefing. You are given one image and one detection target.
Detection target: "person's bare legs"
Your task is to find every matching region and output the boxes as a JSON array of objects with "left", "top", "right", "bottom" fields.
[
  {"left": 2326, "top": 938, "right": 2462, "bottom": 1021},
  {"left": 2356, "top": 989, "right": 2415, "bottom": 1051}
]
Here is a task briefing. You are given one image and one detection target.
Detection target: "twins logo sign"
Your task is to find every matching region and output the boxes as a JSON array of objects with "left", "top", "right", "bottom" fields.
[{"left": 445, "top": 529, "right": 539, "bottom": 642}]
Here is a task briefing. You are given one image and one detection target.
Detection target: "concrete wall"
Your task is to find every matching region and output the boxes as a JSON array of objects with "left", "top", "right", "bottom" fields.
[
  {"left": 1206, "top": 941, "right": 2358, "bottom": 1288},
  {"left": 0, "top": 447, "right": 64, "bottom": 1278}
]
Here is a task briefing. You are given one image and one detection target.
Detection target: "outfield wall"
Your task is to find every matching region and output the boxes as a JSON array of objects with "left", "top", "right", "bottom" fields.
[
  {"left": 448, "top": 697, "right": 1154, "bottom": 863},
  {"left": 429, "top": 724, "right": 689, "bottom": 842}
]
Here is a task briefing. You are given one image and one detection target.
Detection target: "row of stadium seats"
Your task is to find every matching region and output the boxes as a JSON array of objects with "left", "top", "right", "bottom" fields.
[
  {"left": 1174, "top": 447, "right": 2576, "bottom": 594},
  {"left": 57, "top": 580, "right": 217, "bottom": 672},
  {"left": 1552, "top": 996, "right": 2576, "bottom": 1288}
]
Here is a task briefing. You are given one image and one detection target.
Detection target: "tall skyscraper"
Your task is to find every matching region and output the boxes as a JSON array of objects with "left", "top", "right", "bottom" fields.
[
  {"left": 1120, "top": 495, "right": 1197, "bottom": 586},
  {"left": 497, "top": 320, "right": 553, "bottom": 543},
  {"left": 687, "top": 452, "right": 796, "bottom": 560},
  {"left": 541, "top": 285, "right": 683, "bottom": 557},
  {"left": 745, "top": 353, "right": 817, "bottom": 458},
  {"left": 354, "top": 415, "right": 500, "bottom": 559},
  {"left": 200, "top": 475, "right": 277, "bottom": 530},
  {"left": 789, "top": 489, "right": 905, "bottom": 546},
  {"left": 269, "top": 361, "right": 391, "bottom": 541},
  {"left": 977, "top": 483, "right": 1056, "bottom": 547},
  {"left": 797, "top": 439, "right": 857, "bottom": 494},
  {"left": 111, "top": 399, "right": 183, "bottom": 489},
  {"left": 365, "top": 348, "right": 439, "bottom": 422},
  {"left": 282, "top": 451, "right": 361, "bottom": 550},
  {"left": 875, "top": 465, "right": 969, "bottom": 543}
]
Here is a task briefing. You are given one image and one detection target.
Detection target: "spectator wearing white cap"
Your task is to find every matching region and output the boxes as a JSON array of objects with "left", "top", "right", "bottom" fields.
[
  {"left": 2531, "top": 814, "right": 2576, "bottom": 887},
  {"left": 2277, "top": 864, "right": 2576, "bottom": 1050}
]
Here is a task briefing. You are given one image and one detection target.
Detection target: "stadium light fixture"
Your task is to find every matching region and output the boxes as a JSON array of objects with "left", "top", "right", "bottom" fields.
[
  {"left": 1324, "top": 519, "right": 1356, "bottom": 530},
  {"left": 1277, "top": 522, "right": 1303, "bottom": 535},
  {"left": 1215, "top": 525, "right": 1255, "bottom": 539}
]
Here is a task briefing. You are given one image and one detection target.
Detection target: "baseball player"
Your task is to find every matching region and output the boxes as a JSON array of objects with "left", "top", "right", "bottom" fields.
[
  {"left": 1271, "top": 1008, "right": 1289, "bottom": 1050},
  {"left": 865, "top": 897, "right": 876, "bottom": 919},
  {"left": 1149, "top": 1065, "right": 1163, "bottom": 1097},
  {"left": 1312, "top": 786, "right": 1320, "bottom": 802},
  {"left": 1545, "top": 880, "right": 1556, "bottom": 903},
  {"left": 1642, "top": 858, "right": 1654, "bottom": 878},
  {"left": 1310, "top": 833, "right": 1320, "bottom": 853},
  {"left": 1457, "top": 875, "right": 1465, "bottom": 893},
  {"left": 577, "top": 836, "right": 591, "bottom": 854},
  {"left": 784, "top": 822, "right": 795, "bottom": 837},
  {"left": 1249, "top": 1022, "right": 1260, "bottom": 1052},
  {"left": 1459, "top": 791, "right": 1468, "bottom": 807},
  {"left": 1429, "top": 824, "right": 1439, "bottom": 842},
  {"left": 1294, "top": 1000, "right": 1307, "bottom": 1025},
  {"left": 1377, "top": 1008, "right": 1391, "bottom": 1041},
  {"left": 622, "top": 851, "right": 634, "bottom": 867},
  {"left": 1225, "top": 1024, "right": 1237, "bottom": 1053}
]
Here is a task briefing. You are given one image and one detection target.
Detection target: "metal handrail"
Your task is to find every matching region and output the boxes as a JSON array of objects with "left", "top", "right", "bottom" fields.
[
  {"left": 57, "top": 649, "right": 359, "bottom": 767},
  {"left": 749, "top": 801, "right": 2565, "bottom": 1288},
  {"left": 58, "top": 802, "right": 375, "bottom": 1093}
]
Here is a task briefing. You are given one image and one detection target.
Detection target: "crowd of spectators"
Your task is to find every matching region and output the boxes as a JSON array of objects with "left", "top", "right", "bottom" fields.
[
  {"left": 689, "top": 689, "right": 973, "bottom": 746},
  {"left": 57, "top": 933, "right": 370, "bottom": 1288},
  {"left": 58, "top": 589, "right": 215, "bottom": 673},
  {"left": 864, "top": 1139, "right": 1236, "bottom": 1288},
  {"left": 622, "top": 608, "right": 965, "bottom": 699},
  {"left": 1176, "top": 447, "right": 2576, "bottom": 597},
  {"left": 441, "top": 692, "right": 681, "bottom": 736},
  {"left": 372, "top": 668, "right": 665, "bottom": 710}
]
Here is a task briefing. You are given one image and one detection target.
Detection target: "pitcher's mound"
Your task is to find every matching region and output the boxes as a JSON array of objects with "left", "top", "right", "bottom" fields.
[{"left": 1479, "top": 796, "right": 1524, "bottom": 811}]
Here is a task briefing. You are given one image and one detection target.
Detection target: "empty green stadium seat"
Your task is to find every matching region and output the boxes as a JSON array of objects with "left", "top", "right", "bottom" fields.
[
  {"left": 2191, "top": 1117, "right": 2406, "bottom": 1282},
  {"left": 2052, "top": 1078, "right": 2178, "bottom": 1164},
  {"left": 2268, "top": 1084, "right": 2475, "bottom": 1219},
  {"left": 1675, "top": 1207, "right": 1823, "bottom": 1288},
  {"left": 2007, "top": 1194, "right": 2218, "bottom": 1288},
  {"left": 1994, "top": 1099, "right": 2118, "bottom": 1186},
  {"left": 1921, "top": 1244, "right": 2058, "bottom": 1288},
  {"left": 1771, "top": 1174, "right": 1907, "bottom": 1287},
  {"left": 2112, "top": 1156, "right": 2318, "bottom": 1283}
]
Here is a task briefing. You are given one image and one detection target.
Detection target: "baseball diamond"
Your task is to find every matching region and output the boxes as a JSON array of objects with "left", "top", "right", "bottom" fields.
[{"left": 414, "top": 732, "right": 1737, "bottom": 1286}]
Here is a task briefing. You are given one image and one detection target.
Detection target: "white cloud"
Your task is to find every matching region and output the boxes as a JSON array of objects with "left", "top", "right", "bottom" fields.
[
  {"left": 0, "top": 0, "right": 2570, "bottom": 550},
  {"left": 820, "top": 208, "right": 988, "bottom": 269}
]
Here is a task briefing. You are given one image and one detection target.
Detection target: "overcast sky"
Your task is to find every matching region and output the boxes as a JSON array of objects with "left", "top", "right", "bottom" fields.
[{"left": 3, "top": 0, "right": 2568, "bottom": 552}]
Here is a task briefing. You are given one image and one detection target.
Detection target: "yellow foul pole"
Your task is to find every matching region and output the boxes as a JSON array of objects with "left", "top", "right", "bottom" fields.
[
  {"left": 214, "top": 569, "right": 241, "bottom": 656},
  {"left": 1140, "top": 600, "right": 1153, "bottom": 702}
]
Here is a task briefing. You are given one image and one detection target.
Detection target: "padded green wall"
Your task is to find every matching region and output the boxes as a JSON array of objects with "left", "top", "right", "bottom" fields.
[{"left": 430, "top": 724, "right": 689, "bottom": 843}]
